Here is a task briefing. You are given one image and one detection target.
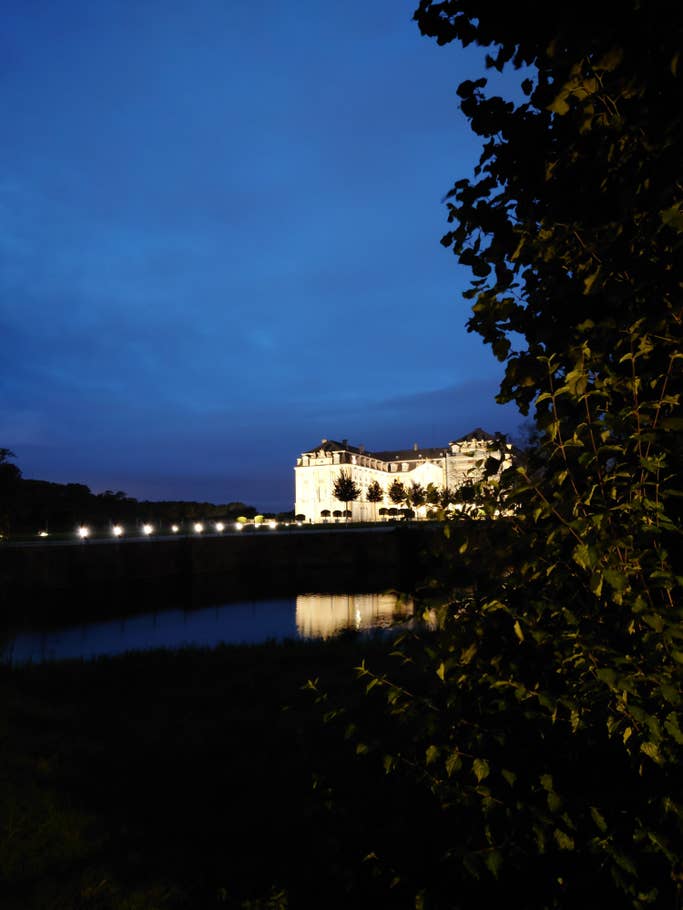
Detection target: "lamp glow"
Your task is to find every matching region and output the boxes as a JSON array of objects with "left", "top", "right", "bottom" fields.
[
  {"left": 215, "top": 522, "right": 224, "bottom": 532},
  {"left": 194, "top": 522, "right": 204, "bottom": 533},
  {"left": 268, "top": 520, "right": 277, "bottom": 529},
  {"left": 142, "top": 523, "right": 153, "bottom": 536},
  {"left": 112, "top": 525, "right": 123, "bottom": 537},
  {"left": 38, "top": 530, "right": 49, "bottom": 538},
  {"left": 78, "top": 526, "right": 90, "bottom": 539},
  {"left": 171, "top": 524, "right": 179, "bottom": 533},
  {"left": 235, "top": 522, "right": 244, "bottom": 531}
]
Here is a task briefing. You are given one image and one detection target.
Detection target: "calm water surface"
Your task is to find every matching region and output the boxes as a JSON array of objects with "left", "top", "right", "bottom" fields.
[{"left": 4, "top": 592, "right": 413, "bottom": 664}]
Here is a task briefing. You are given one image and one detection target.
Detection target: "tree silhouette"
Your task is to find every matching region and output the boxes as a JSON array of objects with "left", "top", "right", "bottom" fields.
[
  {"left": 332, "top": 470, "right": 360, "bottom": 523},
  {"left": 424, "top": 482, "right": 440, "bottom": 507},
  {"left": 387, "top": 479, "right": 406, "bottom": 507},
  {"left": 366, "top": 480, "right": 384, "bottom": 522},
  {"left": 406, "top": 482, "right": 425, "bottom": 518},
  {"left": 344, "top": 1, "right": 683, "bottom": 903}
]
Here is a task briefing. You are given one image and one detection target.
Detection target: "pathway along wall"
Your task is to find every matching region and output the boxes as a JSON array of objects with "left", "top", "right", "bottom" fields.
[{"left": 0, "top": 525, "right": 450, "bottom": 626}]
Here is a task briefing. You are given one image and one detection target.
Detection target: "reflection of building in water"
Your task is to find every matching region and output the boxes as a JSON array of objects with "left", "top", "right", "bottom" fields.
[{"left": 296, "top": 593, "right": 412, "bottom": 639}]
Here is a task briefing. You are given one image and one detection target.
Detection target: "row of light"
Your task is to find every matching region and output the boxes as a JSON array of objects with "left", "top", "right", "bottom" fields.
[{"left": 75, "top": 520, "right": 280, "bottom": 539}]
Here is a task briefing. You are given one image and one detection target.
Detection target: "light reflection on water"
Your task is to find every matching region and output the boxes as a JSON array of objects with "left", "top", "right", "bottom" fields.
[{"left": 4, "top": 592, "right": 413, "bottom": 664}]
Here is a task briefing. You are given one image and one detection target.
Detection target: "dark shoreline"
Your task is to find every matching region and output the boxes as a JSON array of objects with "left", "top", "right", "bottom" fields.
[{"left": 0, "top": 524, "right": 450, "bottom": 627}]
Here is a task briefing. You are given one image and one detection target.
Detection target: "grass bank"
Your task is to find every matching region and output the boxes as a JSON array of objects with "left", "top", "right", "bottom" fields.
[{"left": 1, "top": 634, "right": 446, "bottom": 910}]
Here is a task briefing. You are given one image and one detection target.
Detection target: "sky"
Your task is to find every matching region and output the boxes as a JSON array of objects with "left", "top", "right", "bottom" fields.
[{"left": 1, "top": 0, "right": 527, "bottom": 511}]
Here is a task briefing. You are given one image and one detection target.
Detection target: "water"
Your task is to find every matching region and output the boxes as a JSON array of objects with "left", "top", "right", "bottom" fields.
[{"left": 3, "top": 592, "right": 413, "bottom": 664}]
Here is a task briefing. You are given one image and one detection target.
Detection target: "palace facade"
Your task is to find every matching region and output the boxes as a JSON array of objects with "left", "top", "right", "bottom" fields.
[{"left": 294, "top": 429, "right": 512, "bottom": 522}]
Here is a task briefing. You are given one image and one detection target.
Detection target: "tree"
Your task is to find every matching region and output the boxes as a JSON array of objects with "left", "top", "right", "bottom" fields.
[
  {"left": 406, "top": 482, "right": 426, "bottom": 518},
  {"left": 332, "top": 470, "right": 360, "bottom": 522},
  {"left": 0, "top": 448, "right": 21, "bottom": 489},
  {"left": 345, "top": 2, "right": 683, "bottom": 905},
  {"left": 424, "top": 482, "right": 440, "bottom": 508},
  {"left": 366, "top": 480, "right": 384, "bottom": 522},
  {"left": 387, "top": 479, "right": 406, "bottom": 508},
  {"left": 0, "top": 448, "right": 21, "bottom": 536}
]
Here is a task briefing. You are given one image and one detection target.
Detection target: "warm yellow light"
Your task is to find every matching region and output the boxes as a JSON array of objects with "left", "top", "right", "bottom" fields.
[
  {"left": 215, "top": 522, "right": 224, "bottom": 532},
  {"left": 235, "top": 522, "right": 244, "bottom": 531},
  {"left": 78, "top": 526, "right": 90, "bottom": 539},
  {"left": 268, "top": 520, "right": 277, "bottom": 529},
  {"left": 142, "top": 523, "right": 153, "bottom": 535},
  {"left": 112, "top": 525, "right": 123, "bottom": 537},
  {"left": 194, "top": 522, "right": 204, "bottom": 533},
  {"left": 38, "top": 530, "right": 49, "bottom": 538},
  {"left": 171, "top": 524, "right": 179, "bottom": 533}
]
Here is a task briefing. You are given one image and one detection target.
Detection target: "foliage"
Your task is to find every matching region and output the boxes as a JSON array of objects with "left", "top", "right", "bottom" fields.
[
  {"left": 333, "top": 470, "right": 361, "bottom": 520},
  {"left": 406, "top": 482, "right": 426, "bottom": 514},
  {"left": 366, "top": 480, "right": 384, "bottom": 522},
  {"left": 0, "top": 449, "right": 22, "bottom": 535},
  {"left": 366, "top": 480, "right": 384, "bottom": 504},
  {"left": 3, "top": 637, "right": 441, "bottom": 910},
  {"left": 424, "top": 483, "right": 440, "bottom": 507},
  {"left": 0, "top": 453, "right": 259, "bottom": 534},
  {"left": 344, "top": 1, "right": 683, "bottom": 906},
  {"left": 387, "top": 479, "right": 406, "bottom": 506}
]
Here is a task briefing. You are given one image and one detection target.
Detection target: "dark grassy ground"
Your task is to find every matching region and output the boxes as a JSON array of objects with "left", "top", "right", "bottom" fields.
[{"left": 1, "top": 634, "right": 444, "bottom": 910}]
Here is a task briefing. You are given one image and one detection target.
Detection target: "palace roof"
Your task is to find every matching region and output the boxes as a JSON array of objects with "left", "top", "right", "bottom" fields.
[{"left": 301, "top": 429, "right": 498, "bottom": 462}]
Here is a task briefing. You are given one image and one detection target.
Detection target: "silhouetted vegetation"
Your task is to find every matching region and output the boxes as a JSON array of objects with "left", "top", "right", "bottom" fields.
[
  {"left": 0, "top": 452, "right": 258, "bottom": 535},
  {"left": 332, "top": 1, "right": 682, "bottom": 906},
  {"left": 1, "top": 636, "right": 456, "bottom": 910}
]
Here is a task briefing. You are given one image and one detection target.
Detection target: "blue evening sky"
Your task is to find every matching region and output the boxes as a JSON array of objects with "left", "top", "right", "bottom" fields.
[{"left": 1, "top": 0, "right": 526, "bottom": 511}]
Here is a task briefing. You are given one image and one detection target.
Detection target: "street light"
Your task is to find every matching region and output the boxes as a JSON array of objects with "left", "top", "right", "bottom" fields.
[
  {"left": 142, "top": 523, "right": 153, "bottom": 536},
  {"left": 194, "top": 522, "right": 204, "bottom": 534},
  {"left": 112, "top": 525, "right": 123, "bottom": 537},
  {"left": 215, "top": 521, "right": 225, "bottom": 532},
  {"left": 78, "top": 526, "right": 90, "bottom": 539}
]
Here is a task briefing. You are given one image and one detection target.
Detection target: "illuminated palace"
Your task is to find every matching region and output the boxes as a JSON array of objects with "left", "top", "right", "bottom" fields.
[{"left": 294, "top": 429, "right": 512, "bottom": 522}]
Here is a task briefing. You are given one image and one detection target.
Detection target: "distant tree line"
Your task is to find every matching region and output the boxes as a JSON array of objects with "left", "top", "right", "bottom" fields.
[{"left": 0, "top": 450, "right": 262, "bottom": 534}]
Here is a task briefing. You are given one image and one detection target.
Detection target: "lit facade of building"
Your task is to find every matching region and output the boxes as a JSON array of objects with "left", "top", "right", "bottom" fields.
[{"left": 294, "top": 429, "right": 511, "bottom": 522}]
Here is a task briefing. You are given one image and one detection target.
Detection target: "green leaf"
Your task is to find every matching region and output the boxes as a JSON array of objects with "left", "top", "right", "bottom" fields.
[
  {"left": 572, "top": 542, "right": 597, "bottom": 570},
  {"left": 547, "top": 791, "right": 562, "bottom": 812},
  {"left": 640, "top": 741, "right": 664, "bottom": 765},
  {"left": 473, "top": 758, "right": 490, "bottom": 782},
  {"left": 501, "top": 768, "right": 516, "bottom": 787},
  {"left": 553, "top": 828, "right": 575, "bottom": 850},
  {"left": 590, "top": 806, "right": 607, "bottom": 832},
  {"left": 485, "top": 850, "right": 503, "bottom": 877},
  {"left": 445, "top": 751, "right": 461, "bottom": 777},
  {"left": 664, "top": 713, "right": 683, "bottom": 745}
]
